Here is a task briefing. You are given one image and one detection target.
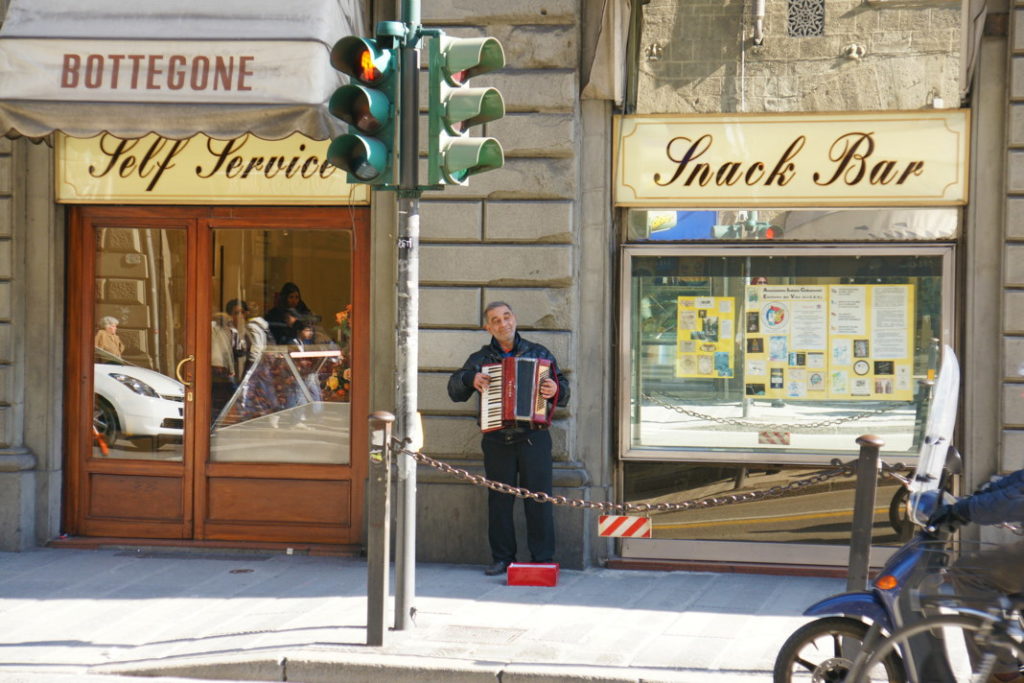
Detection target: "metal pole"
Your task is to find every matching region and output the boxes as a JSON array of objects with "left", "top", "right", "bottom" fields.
[
  {"left": 847, "top": 434, "right": 884, "bottom": 592},
  {"left": 366, "top": 411, "right": 394, "bottom": 646},
  {"left": 393, "top": 0, "right": 421, "bottom": 632}
]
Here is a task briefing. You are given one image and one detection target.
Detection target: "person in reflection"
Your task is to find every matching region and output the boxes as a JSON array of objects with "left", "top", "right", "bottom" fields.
[
  {"left": 244, "top": 306, "right": 270, "bottom": 375},
  {"left": 289, "top": 317, "right": 317, "bottom": 348},
  {"left": 287, "top": 317, "right": 322, "bottom": 427},
  {"left": 210, "top": 310, "right": 238, "bottom": 419},
  {"left": 225, "top": 299, "right": 251, "bottom": 378},
  {"left": 94, "top": 316, "right": 124, "bottom": 358},
  {"left": 266, "top": 282, "right": 313, "bottom": 344},
  {"left": 237, "top": 306, "right": 276, "bottom": 423},
  {"left": 211, "top": 299, "right": 254, "bottom": 420},
  {"left": 447, "top": 302, "right": 570, "bottom": 576}
]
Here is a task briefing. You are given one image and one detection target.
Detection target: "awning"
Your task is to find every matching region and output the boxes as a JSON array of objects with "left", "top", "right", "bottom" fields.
[{"left": 0, "top": 0, "right": 365, "bottom": 140}]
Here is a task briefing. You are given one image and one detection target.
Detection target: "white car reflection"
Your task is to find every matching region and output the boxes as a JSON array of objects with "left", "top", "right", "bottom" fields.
[{"left": 93, "top": 348, "right": 185, "bottom": 449}]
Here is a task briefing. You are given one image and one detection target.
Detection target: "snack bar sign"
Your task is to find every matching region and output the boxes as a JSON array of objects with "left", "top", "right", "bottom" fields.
[{"left": 613, "top": 110, "right": 969, "bottom": 207}]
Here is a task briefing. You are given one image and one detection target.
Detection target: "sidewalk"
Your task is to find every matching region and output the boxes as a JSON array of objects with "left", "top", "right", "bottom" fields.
[{"left": 0, "top": 547, "right": 846, "bottom": 682}]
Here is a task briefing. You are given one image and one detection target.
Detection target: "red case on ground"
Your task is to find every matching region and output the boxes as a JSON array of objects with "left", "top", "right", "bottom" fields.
[{"left": 506, "top": 562, "right": 559, "bottom": 587}]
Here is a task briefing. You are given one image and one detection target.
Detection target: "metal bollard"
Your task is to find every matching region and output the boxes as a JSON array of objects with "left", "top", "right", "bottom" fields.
[
  {"left": 847, "top": 435, "right": 884, "bottom": 592},
  {"left": 366, "top": 411, "right": 395, "bottom": 646}
]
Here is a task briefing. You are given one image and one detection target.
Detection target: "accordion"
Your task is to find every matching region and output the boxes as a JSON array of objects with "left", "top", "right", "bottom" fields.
[{"left": 480, "top": 357, "right": 555, "bottom": 432}]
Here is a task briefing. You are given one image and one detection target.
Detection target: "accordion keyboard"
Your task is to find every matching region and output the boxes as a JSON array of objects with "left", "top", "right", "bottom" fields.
[{"left": 480, "top": 363, "right": 504, "bottom": 432}]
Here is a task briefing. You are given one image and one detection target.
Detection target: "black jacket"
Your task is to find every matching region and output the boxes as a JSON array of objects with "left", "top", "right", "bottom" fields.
[
  {"left": 447, "top": 332, "right": 570, "bottom": 413},
  {"left": 955, "top": 469, "right": 1024, "bottom": 525}
]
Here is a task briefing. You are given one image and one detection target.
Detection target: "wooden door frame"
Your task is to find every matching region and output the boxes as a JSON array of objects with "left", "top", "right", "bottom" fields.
[
  {"left": 195, "top": 207, "right": 370, "bottom": 543},
  {"left": 66, "top": 207, "right": 199, "bottom": 539},
  {"left": 64, "top": 205, "right": 371, "bottom": 546}
]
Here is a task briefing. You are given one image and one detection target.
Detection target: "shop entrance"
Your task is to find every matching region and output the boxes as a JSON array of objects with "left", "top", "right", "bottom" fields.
[{"left": 64, "top": 206, "right": 369, "bottom": 546}]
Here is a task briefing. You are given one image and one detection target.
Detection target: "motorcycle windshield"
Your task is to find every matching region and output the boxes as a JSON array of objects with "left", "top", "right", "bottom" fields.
[{"left": 907, "top": 344, "right": 959, "bottom": 519}]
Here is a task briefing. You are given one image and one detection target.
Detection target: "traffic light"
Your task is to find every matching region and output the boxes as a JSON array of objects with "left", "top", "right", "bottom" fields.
[
  {"left": 427, "top": 33, "right": 505, "bottom": 186},
  {"left": 755, "top": 224, "right": 783, "bottom": 239},
  {"left": 327, "top": 35, "right": 399, "bottom": 186},
  {"left": 712, "top": 218, "right": 783, "bottom": 239}
]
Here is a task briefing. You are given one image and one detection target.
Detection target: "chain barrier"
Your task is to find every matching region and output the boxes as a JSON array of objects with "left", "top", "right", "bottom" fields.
[
  {"left": 640, "top": 392, "right": 911, "bottom": 432},
  {"left": 396, "top": 442, "right": 909, "bottom": 514}
]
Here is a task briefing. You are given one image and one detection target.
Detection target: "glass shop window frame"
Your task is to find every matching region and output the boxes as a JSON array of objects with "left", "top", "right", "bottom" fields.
[{"left": 617, "top": 243, "right": 956, "bottom": 466}]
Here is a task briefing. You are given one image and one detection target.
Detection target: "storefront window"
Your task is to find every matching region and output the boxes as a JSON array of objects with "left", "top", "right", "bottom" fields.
[
  {"left": 622, "top": 240, "right": 951, "bottom": 463},
  {"left": 622, "top": 461, "right": 910, "bottom": 547},
  {"left": 209, "top": 228, "right": 353, "bottom": 465}
]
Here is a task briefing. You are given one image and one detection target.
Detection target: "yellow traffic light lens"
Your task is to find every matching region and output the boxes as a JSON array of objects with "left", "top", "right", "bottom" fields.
[{"left": 359, "top": 49, "right": 378, "bottom": 83}]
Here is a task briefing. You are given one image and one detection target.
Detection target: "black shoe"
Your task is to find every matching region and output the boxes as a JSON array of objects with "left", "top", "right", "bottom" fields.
[{"left": 484, "top": 560, "right": 510, "bottom": 576}]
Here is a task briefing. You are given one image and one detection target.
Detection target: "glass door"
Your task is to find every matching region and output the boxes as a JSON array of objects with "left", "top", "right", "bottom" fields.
[
  {"left": 197, "top": 220, "right": 363, "bottom": 544},
  {"left": 65, "top": 206, "right": 368, "bottom": 546}
]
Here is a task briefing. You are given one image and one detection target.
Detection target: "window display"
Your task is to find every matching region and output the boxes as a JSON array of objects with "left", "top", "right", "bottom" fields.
[{"left": 622, "top": 246, "right": 949, "bottom": 461}]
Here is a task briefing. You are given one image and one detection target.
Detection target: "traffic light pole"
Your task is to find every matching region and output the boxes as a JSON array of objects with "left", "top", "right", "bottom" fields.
[
  {"left": 393, "top": 0, "right": 421, "bottom": 633},
  {"left": 326, "top": 0, "right": 503, "bottom": 634}
]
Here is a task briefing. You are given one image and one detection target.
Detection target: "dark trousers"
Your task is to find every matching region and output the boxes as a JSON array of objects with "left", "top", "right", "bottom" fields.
[{"left": 481, "top": 430, "right": 554, "bottom": 563}]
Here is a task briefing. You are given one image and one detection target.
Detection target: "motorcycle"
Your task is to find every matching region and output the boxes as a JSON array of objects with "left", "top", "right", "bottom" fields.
[{"left": 773, "top": 346, "right": 961, "bottom": 683}]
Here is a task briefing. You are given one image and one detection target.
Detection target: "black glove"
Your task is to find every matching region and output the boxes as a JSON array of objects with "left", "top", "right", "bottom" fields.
[{"left": 926, "top": 501, "right": 971, "bottom": 532}]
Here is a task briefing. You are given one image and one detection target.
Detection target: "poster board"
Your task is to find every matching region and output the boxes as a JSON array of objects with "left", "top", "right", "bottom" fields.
[
  {"left": 742, "top": 284, "right": 915, "bottom": 400},
  {"left": 674, "top": 296, "right": 735, "bottom": 378}
]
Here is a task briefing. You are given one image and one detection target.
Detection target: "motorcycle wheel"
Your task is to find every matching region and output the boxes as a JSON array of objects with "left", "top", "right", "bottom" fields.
[
  {"left": 773, "top": 616, "right": 906, "bottom": 683},
  {"left": 856, "top": 613, "right": 1024, "bottom": 682}
]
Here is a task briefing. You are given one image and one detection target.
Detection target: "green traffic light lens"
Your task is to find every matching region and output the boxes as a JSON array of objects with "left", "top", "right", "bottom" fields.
[
  {"left": 327, "top": 134, "right": 389, "bottom": 182},
  {"left": 441, "top": 137, "right": 504, "bottom": 185},
  {"left": 441, "top": 88, "right": 504, "bottom": 135},
  {"left": 329, "top": 85, "right": 391, "bottom": 134},
  {"left": 438, "top": 37, "right": 505, "bottom": 87}
]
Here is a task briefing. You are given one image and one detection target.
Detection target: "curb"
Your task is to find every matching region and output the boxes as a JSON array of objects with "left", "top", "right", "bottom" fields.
[{"left": 91, "top": 651, "right": 776, "bottom": 683}]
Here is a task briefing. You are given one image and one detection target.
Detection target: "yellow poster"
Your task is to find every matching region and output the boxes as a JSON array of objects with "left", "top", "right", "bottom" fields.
[
  {"left": 675, "top": 296, "right": 735, "bottom": 378},
  {"left": 742, "top": 284, "right": 915, "bottom": 400}
]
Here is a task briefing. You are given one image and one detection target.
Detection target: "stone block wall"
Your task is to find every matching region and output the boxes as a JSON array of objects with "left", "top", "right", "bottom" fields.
[
  {"left": 1003, "top": 1, "right": 1024, "bottom": 474},
  {"left": 638, "top": 0, "right": 961, "bottom": 113},
  {"left": 411, "top": 0, "right": 591, "bottom": 567},
  {"left": 0, "top": 136, "right": 10, "bottom": 449}
]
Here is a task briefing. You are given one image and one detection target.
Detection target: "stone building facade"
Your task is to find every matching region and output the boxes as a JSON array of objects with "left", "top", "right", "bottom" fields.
[
  {"left": 2, "top": 0, "right": 1021, "bottom": 570},
  {"left": 396, "top": 0, "right": 612, "bottom": 568}
]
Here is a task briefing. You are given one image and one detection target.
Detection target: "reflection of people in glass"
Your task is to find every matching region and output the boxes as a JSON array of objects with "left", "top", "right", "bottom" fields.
[
  {"left": 211, "top": 310, "right": 237, "bottom": 418},
  {"left": 290, "top": 318, "right": 316, "bottom": 347},
  {"left": 266, "top": 282, "right": 313, "bottom": 344},
  {"left": 225, "top": 299, "right": 250, "bottom": 377},
  {"left": 245, "top": 311, "right": 270, "bottom": 374},
  {"left": 95, "top": 316, "right": 124, "bottom": 358},
  {"left": 211, "top": 299, "right": 253, "bottom": 420},
  {"left": 238, "top": 310, "right": 274, "bottom": 421}
]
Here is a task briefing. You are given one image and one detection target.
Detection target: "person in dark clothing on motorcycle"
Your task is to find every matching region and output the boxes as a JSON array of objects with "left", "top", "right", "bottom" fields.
[
  {"left": 447, "top": 301, "right": 570, "bottom": 576},
  {"left": 928, "top": 469, "right": 1024, "bottom": 682},
  {"left": 928, "top": 467, "right": 1024, "bottom": 596}
]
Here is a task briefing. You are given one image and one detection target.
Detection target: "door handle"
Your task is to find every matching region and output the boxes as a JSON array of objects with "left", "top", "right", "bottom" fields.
[{"left": 175, "top": 354, "right": 195, "bottom": 387}]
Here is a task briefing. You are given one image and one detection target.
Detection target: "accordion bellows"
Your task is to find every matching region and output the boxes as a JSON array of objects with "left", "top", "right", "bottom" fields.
[{"left": 480, "top": 357, "right": 555, "bottom": 432}]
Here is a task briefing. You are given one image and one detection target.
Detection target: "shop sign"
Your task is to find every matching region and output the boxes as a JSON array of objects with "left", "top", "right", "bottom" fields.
[
  {"left": 55, "top": 132, "right": 370, "bottom": 205},
  {"left": 2, "top": 39, "right": 329, "bottom": 104},
  {"left": 614, "top": 111, "right": 969, "bottom": 207}
]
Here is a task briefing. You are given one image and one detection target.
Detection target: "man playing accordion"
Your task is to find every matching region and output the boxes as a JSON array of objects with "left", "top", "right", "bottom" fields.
[{"left": 447, "top": 301, "right": 571, "bottom": 576}]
